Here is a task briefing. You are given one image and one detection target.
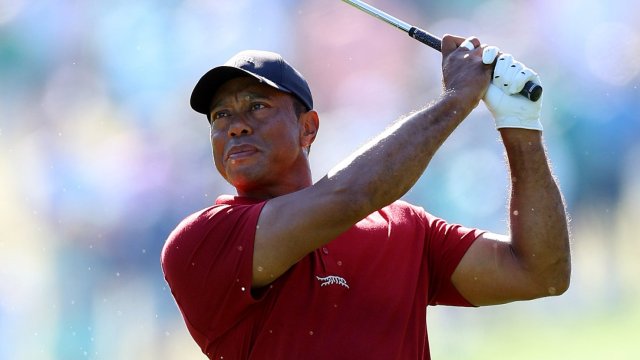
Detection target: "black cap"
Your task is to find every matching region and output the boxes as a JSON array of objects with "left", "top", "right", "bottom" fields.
[{"left": 190, "top": 50, "right": 313, "bottom": 117}]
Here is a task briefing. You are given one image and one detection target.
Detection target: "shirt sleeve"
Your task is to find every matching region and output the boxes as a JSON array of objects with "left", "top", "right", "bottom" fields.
[
  {"left": 421, "top": 210, "right": 485, "bottom": 307},
  {"left": 160, "top": 202, "right": 266, "bottom": 344}
]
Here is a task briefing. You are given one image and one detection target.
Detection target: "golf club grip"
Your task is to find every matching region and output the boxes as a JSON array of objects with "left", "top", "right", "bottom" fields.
[
  {"left": 409, "top": 27, "right": 543, "bottom": 102},
  {"left": 409, "top": 27, "right": 442, "bottom": 51}
]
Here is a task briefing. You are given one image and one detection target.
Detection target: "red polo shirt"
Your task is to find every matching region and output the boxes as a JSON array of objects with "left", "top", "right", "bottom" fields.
[{"left": 161, "top": 195, "right": 483, "bottom": 359}]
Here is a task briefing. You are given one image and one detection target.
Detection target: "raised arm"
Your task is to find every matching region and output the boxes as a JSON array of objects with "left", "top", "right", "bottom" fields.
[
  {"left": 452, "top": 129, "right": 570, "bottom": 305},
  {"left": 451, "top": 50, "right": 571, "bottom": 305},
  {"left": 252, "top": 35, "right": 491, "bottom": 287}
]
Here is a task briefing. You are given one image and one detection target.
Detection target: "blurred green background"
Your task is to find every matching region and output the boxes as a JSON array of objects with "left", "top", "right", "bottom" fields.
[{"left": 1, "top": 0, "right": 639, "bottom": 359}]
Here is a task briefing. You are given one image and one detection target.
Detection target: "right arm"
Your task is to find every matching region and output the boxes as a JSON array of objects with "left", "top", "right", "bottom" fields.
[{"left": 252, "top": 35, "right": 493, "bottom": 287}]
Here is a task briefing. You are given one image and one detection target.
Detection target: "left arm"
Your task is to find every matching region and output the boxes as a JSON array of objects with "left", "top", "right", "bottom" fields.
[
  {"left": 450, "top": 47, "right": 571, "bottom": 306},
  {"left": 452, "top": 128, "right": 570, "bottom": 306}
]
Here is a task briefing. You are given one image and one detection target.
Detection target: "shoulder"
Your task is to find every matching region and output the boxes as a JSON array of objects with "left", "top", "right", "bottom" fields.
[
  {"left": 170, "top": 197, "right": 267, "bottom": 241},
  {"left": 380, "top": 201, "right": 481, "bottom": 241},
  {"left": 161, "top": 200, "right": 266, "bottom": 271},
  {"left": 167, "top": 204, "right": 230, "bottom": 243},
  {"left": 160, "top": 205, "right": 223, "bottom": 271},
  {"left": 381, "top": 200, "right": 429, "bottom": 223},
  {"left": 353, "top": 200, "right": 431, "bottom": 237},
  {"left": 386, "top": 200, "right": 461, "bottom": 225}
]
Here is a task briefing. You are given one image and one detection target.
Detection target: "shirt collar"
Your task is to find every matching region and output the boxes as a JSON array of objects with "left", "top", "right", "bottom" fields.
[{"left": 215, "top": 195, "right": 265, "bottom": 206}]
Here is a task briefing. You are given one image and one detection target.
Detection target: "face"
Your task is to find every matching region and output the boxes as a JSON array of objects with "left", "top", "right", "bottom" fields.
[{"left": 208, "top": 77, "right": 315, "bottom": 196}]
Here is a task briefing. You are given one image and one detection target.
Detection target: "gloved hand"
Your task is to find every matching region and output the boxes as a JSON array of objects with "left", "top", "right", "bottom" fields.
[{"left": 482, "top": 46, "right": 543, "bottom": 131}]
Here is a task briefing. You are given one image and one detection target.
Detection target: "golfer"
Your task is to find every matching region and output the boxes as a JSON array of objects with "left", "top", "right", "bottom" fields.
[{"left": 161, "top": 35, "right": 571, "bottom": 359}]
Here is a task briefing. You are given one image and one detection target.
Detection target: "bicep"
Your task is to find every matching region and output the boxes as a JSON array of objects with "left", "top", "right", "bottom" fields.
[{"left": 451, "top": 232, "right": 544, "bottom": 306}]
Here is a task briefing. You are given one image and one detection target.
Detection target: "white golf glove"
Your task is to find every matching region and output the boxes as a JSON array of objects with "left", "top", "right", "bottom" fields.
[{"left": 482, "top": 46, "right": 543, "bottom": 131}]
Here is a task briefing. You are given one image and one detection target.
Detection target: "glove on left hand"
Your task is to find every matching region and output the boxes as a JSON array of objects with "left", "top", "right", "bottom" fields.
[{"left": 482, "top": 46, "right": 544, "bottom": 131}]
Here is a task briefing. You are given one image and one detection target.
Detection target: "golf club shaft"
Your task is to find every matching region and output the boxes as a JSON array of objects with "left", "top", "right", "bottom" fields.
[
  {"left": 341, "top": 0, "right": 442, "bottom": 51},
  {"left": 340, "top": 0, "right": 542, "bottom": 101}
]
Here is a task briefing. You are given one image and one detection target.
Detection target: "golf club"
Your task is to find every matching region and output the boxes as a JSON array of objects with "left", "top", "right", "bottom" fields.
[{"left": 341, "top": 0, "right": 543, "bottom": 102}]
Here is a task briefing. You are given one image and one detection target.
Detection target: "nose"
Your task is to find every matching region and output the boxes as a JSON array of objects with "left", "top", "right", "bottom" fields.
[{"left": 227, "top": 115, "right": 253, "bottom": 137}]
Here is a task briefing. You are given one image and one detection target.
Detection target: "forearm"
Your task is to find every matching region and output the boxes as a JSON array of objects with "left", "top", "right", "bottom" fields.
[
  {"left": 323, "top": 92, "right": 472, "bottom": 218},
  {"left": 502, "top": 128, "right": 571, "bottom": 294}
]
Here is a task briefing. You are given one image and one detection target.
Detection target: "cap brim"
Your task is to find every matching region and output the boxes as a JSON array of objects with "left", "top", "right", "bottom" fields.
[{"left": 190, "top": 66, "right": 290, "bottom": 116}]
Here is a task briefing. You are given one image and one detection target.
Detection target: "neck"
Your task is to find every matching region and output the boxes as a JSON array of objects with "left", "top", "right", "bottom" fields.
[{"left": 236, "top": 168, "right": 314, "bottom": 200}]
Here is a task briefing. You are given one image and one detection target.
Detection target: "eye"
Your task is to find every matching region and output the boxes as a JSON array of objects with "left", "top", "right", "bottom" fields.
[
  {"left": 250, "top": 103, "right": 267, "bottom": 111},
  {"left": 211, "top": 110, "right": 230, "bottom": 121}
]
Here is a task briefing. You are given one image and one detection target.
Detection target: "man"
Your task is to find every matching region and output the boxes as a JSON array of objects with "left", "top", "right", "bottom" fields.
[{"left": 161, "top": 35, "right": 571, "bottom": 359}]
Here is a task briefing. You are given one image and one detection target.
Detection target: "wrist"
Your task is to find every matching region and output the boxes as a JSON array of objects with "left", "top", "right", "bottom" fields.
[
  {"left": 438, "top": 89, "right": 478, "bottom": 120},
  {"left": 499, "top": 128, "right": 543, "bottom": 147},
  {"left": 500, "top": 128, "right": 548, "bottom": 175}
]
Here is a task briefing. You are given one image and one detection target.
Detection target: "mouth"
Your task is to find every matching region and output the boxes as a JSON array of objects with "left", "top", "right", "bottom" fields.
[{"left": 225, "top": 144, "right": 259, "bottom": 161}]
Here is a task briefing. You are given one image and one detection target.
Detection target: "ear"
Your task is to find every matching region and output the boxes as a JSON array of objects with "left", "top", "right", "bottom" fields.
[{"left": 299, "top": 110, "right": 319, "bottom": 149}]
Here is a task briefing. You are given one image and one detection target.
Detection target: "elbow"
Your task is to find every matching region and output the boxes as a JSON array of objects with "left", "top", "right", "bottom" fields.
[
  {"left": 520, "top": 233, "right": 572, "bottom": 299},
  {"left": 535, "top": 258, "right": 571, "bottom": 298},
  {"left": 553, "top": 261, "right": 572, "bottom": 296},
  {"left": 550, "top": 243, "right": 572, "bottom": 296},
  {"left": 546, "top": 273, "right": 570, "bottom": 297}
]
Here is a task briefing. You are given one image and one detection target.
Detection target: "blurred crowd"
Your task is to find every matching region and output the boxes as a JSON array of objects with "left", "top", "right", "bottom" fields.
[{"left": 1, "top": 0, "right": 639, "bottom": 359}]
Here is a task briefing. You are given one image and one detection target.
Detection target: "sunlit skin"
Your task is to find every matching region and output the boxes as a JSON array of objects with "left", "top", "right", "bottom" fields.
[{"left": 209, "top": 77, "right": 319, "bottom": 199}]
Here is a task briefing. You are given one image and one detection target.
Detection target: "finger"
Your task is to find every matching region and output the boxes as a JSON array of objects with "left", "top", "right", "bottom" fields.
[
  {"left": 502, "top": 60, "right": 525, "bottom": 94},
  {"left": 441, "top": 34, "right": 465, "bottom": 55},
  {"left": 482, "top": 46, "right": 500, "bottom": 65},
  {"left": 460, "top": 36, "right": 481, "bottom": 51},
  {"left": 509, "top": 66, "right": 541, "bottom": 94},
  {"left": 460, "top": 38, "right": 475, "bottom": 51},
  {"left": 509, "top": 67, "right": 537, "bottom": 94},
  {"left": 492, "top": 53, "right": 513, "bottom": 87}
]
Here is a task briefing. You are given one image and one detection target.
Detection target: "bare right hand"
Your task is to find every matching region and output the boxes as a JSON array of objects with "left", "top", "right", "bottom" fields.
[{"left": 440, "top": 35, "right": 493, "bottom": 112}]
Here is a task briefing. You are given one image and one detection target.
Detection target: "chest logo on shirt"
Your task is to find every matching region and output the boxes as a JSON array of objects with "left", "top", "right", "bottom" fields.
[{"left": 316, "top": 275, "right": 350, "bottom": 289}]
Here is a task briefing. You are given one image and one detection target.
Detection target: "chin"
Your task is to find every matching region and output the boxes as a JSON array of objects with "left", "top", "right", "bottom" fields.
[{"left": 227, "top": 170, "right": 263, "bottom": 190}]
